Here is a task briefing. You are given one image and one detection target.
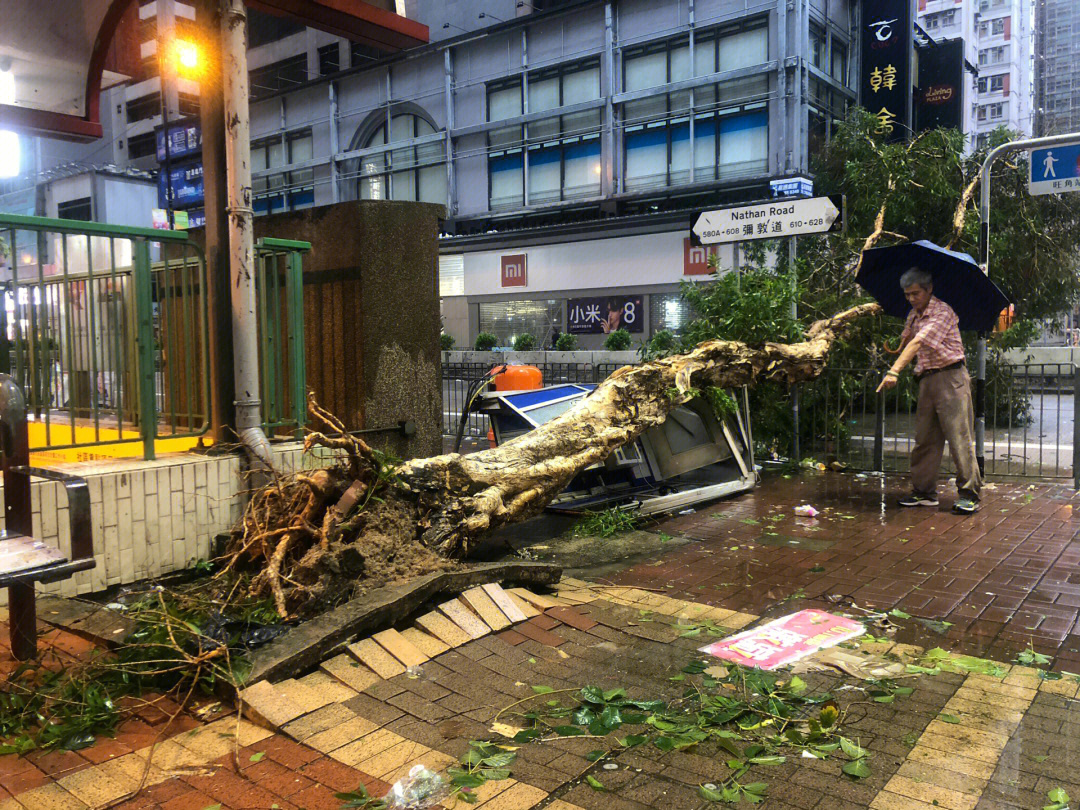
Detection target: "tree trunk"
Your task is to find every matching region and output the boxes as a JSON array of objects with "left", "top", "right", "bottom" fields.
[{"left": 227, "top": 302, "right": 880, "bottom": 615}]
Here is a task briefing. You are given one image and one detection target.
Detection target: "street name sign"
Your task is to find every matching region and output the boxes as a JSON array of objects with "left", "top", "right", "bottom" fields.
[
  {"left": 1029, "top": 142, "right": 1080, "bottom": 196},
  {"left": 692, "top": 196, "right": 842, "bottom": 245}
]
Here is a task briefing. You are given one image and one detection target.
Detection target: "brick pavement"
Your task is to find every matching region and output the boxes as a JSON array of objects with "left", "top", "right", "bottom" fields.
[
  {"left": 615, "top": 472, "right": 1080, "bottom": 670},
  {"left": 3, "top": 471, "right": 1080, "bottom": 808}
]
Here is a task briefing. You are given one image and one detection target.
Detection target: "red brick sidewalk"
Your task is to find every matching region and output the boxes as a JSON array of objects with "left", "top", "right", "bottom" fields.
[{"left": 615, "top": 472, "right": 1080, "bottom": 670}]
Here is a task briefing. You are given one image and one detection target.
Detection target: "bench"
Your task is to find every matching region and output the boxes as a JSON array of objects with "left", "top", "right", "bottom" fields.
[{"left": 0, "top": 374, "right": 94, "bottom": 660}]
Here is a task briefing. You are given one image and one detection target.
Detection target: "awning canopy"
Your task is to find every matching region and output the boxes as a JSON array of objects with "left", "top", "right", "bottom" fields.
[{"left": 0, "top": 0, "right": 428, "bottom": 142}]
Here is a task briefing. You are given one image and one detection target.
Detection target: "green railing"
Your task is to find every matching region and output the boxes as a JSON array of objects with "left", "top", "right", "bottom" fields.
[
  {"left": 255, "top": 238, "right": 309, "bottom": 437},
  {"left": 0, "top": 213, "right": 210, "bottom": 460}
]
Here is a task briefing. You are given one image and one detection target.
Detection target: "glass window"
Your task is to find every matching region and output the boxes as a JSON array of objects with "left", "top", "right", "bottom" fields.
[
  {"left": 439, "top": 255, "right": 464, "bottom": 297},
  {"left": 809, "top": 24, "right": 826, "bottom": 69},
  {"left": 831, "top": 40, "right": 848, "bottom": 83},
  {"left": 650, "top": 293, "right": 694, "bottom": 334},
  {"left": 490, "top": 151, "right": 524, "bottom": 209},
  {"left": 489, "top": 84, "right": 523, "bottom": 121},
  {"left": 625, "top": 124, "right": 669, "bottom": 189},
  {"left": 625, "top": 49, "right": 668, "bottom": 92},
  {"left": 478, "top": 299, "right": 563, "bottom": 348},
  {"left": 529, "top": 75, "right": 559, "bottom": 114},
  {"left": 562, "top": 64, "right": 600, "bottom": 104},
  {"left": 356, "top": 113, "right": 445, "bottom": 205}
]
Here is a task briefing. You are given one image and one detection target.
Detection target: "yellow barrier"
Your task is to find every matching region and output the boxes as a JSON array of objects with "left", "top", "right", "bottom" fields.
[{"left": 26, "top": 421, "right": 211, "bottom": 464}]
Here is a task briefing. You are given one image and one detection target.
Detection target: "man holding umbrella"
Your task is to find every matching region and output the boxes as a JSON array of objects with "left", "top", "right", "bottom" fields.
[{"left": 876, "top": 267, "right": 981, "bottom": 514}]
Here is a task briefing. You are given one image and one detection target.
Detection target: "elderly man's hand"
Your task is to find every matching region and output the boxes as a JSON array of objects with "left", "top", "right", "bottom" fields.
[{"left": 876, "top": 373, "right": 898, "bottom": 393}]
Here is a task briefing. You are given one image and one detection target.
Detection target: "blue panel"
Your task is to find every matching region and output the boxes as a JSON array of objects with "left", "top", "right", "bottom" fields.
[
  {"left": 626, "top": 127, "right": 667, "bottom": 150},
  {"left": 719, "top": 111, "right": 767, "bottom": 135},
  {"left": 491, "top": 153, "right": 524, "bottom": 173},
  {"left": 530, "top": 147, "right": 561, "bottom": 167},
  {"left": 564, "top": 140, "right": 601, "bottom": 162},
  {"left": 500, "top": 384, "right": 589, "bottom": 410}
]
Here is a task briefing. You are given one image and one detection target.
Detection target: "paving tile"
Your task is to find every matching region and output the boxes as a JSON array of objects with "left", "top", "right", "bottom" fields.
[
  {"left": 438, "top": 598, "right": 493, "bottom": 640},
  {"left": 462, "top": 586, "right": 513, "bottom": 631},
  {"left": 305, "top": 715, "right": 380, "bottom": 753},
  {"left": 238, "top": 680, "right": 305, "bottom": 728},
  {"left": 483, "top": 583, "right": 529, "bottom": 623},
  {"left": 401, "top": 626, "right": 452, "bottom": 658},
  {"left": 373, "top": 628, "right": 430, "bottom": 668},
  {"left": 416, "top": 611, "right": 474, "bottom": 647},
  {"left": 514, "top": 621, "right": 566, "bottom": 647},
  {"left": 508, "top": 588, "right": 562, "bottom": 611},
  {"left": 349, "top": 638, "right": 408, "bottom": 679},
  {"left": 321, "top": 653, "right": 382, "bottom": 692}
]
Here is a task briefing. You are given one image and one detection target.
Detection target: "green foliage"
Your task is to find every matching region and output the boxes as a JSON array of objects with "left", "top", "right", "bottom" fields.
[
  {"left": 0, "top": 586, "right": 271, "bottom": 755},
  {"left": 439, "top": 333, "right": 455, "bottom": 351},
  {"left": 474, "top": 332, "right": 499, "bottom": 351},
  {"left": 639, "top": 329, "right": 681, "bottom": 361},
  {"left": 603, "top": 328, "right": 633, "bottom": 351},
  {"left": 513, "top": 333, "right": 537, "bottom": 351},
  {"left": 554, "top": 332, "right": 579, "bottom": 351},
  {"left": 572, "top": 507, "right": 639, "bottom": 538},
  {"left": 501, "top": 661, "right": 895, "bottom": 803}
]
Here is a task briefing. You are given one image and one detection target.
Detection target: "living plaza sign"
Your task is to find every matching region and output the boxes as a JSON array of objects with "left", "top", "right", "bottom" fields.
[
  {"left": 692, "top": 197, "right": 843, "bottom": 245},
  {"left": 1028, "top": 142, "right": 1080, "bottom": 195}
]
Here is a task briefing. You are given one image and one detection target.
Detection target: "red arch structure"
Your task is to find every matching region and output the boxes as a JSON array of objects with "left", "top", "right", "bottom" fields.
[{"left": 0, "top": 0, "right": 427, "bottom": 143}]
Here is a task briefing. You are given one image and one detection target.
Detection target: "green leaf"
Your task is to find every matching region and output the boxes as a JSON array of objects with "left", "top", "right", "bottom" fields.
[
  {"left": 748, "top": 755, "right": 785, "bottom": 765},
  {"left": 553, "top": 725, "right": 586, "bottom": 736},
  {"left": 572, "top": 707, "right": 597, "bottom": 725},
  {"left": 889, "top": 609, "right": 911, "bottom": 619},
  {"left": 249, "top": 751, "right": 265, "bottom": 763},
  {"left": 743, "top": 783, "right": 768, "bottom": 795},
  {"left": 585, "top": 750, "right": 606, "bottom": 762},
  {"left": 839, "top": 738, "right": 868, "bottom": 760},
  {"left": 531, "top": 685, "right": 555, "bottom": 694},
  {"left": 202, "top": 805, "right": 223, "bottom": 810},
  {"left": 480, "top": 768, "right": 511, "bottom": 781},
  {"left": 1047, "top": 787, "right": 1070, "bottom": 804},
  {"left": 873, "top": 695, "right": 894, "bottom": 704},
  {"left": 787, "top": 675, "right": 807, "bottom": 694},
  {"left": 580, "top": 686, "right": 605, "bottom": 704},
  {"left": 842, "top": 759, "right": 872, "bottom": 779},
  {"left": 699, "top": 784, "right": 726, "bottom": 802},
  {"left": 1031, "top": 754, "right": 1050, "bottom": 763},
  {"left": 480, "top": 751, "right": 517, "bottom": 768},
  {"left": 809, "top": 566, "right": 826, "bottom": 573},
  {"left": 598, "top": 705, "right": 623, "bottom": 731},
  {"left": 513, "top": 728, "right": 541, "bottom": 743},
  {"left": 602, "top": 688, "right": 626, "bottom": 702},
  {"left": 892, "top": 687, "right": 914, "bottom": 696},
  {"left": 619, "top": 735, "right": 648, "bottom": 748},
  {"left": 939, "top": 714, "right": 961, "bottom": 724},
  {"left": 586, "top": 775, "right": 606, "bottom": 791}
]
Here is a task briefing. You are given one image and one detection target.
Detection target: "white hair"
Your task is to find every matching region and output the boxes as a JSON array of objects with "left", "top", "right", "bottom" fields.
[{"left": 900, "top": 267, "right": 932, "bottom": 289}]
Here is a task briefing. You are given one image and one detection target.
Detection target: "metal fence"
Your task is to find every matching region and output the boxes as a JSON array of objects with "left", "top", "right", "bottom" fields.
[
  {"left": 442, "top": 357, "right": 1078, "bottom": 482},
  {"left": 801, "top": 363, "right": 1077, "bottom": 481},
  {"left": 255, "top": 238, "right": 308, "bottom": 437},
  {"left": 0, "top": 214, "right": 311, "bottom": 459},
  {"left": 0, "top": 213, "right": 210, "bottom": 459}
]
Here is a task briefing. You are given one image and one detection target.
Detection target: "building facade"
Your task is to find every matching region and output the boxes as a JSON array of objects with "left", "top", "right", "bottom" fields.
[
  {"left": 917, "top": 0, "right": 1035, "bottom": 149},
  {"left": 8, "top": 0, "right": 860, "bottom": 350},
  {"left": 1035, "top": 0, "right": 1080, "bottom": 136}
]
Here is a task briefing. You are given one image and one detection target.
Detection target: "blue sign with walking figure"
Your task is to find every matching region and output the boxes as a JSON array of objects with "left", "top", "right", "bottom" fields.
[{"left": 1029, "top": 142, "right": 1080, "bottom": 196}]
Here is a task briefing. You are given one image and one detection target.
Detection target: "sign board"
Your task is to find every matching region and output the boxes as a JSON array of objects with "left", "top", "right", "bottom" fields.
[
  {"left": 500, "top": 254, "right": 527, "bottom": 287},
  {"left": 692, "top": 197, "right": 842, "bottom": 245},
  {"left": 683, "top": 239, "right": 720, "bottom": 276},
  {"left": 567, "top": 295, "right": 643, "bottom": 334},
  {"left": 1029, "top": 143, "right": 1080, "bottom": 196},
  {"left": 770, "top": 177, "right": 813, "bottom": 198},
  {"left": 699, "top": 609, "right": 865, "bottom": 671},
  {"left": 859, "top": 0, "right": 913, "bottom": 142},
  {"left": 157, "top": 161, "right": 204, "bottom": 208},
  {"left": 916, "top": 38, "right": 964, "bottom": 133},
  {"left": 156, "top": 120, "right": 202, "bottom": 162}
]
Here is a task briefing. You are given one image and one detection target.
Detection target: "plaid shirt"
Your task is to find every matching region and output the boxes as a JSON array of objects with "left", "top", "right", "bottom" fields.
[{"left": 900, "top": 296, "right": 966, "bottom": 374}]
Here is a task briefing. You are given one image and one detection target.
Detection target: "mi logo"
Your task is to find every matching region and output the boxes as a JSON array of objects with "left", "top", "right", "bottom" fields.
[
  {"left": 501, "top": 254, "right": 527, "bottom": 287},
  {"left": 683, "top": 239, "right": 719, "bottom": 276}
]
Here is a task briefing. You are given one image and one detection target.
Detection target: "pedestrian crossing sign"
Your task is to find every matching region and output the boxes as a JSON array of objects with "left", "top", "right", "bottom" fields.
[{"left": 1029, "top": 142, "right": 1080, "bottom": 196}]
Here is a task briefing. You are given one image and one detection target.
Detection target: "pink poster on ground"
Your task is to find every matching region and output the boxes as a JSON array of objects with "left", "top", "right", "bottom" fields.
[{"left": 699, "top": 609, "right": 865, "bottom": 671}]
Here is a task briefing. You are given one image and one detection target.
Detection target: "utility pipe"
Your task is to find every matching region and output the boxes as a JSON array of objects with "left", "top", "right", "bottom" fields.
[
  {"left": 221, "top": 0, "right": 273, "bottom": 470},
  {"left": 975, "top": 131, "right": 1080, "bottom": 474}
]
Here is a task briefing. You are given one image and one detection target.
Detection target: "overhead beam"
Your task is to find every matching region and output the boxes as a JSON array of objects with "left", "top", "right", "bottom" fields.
[{"left": 246, "top": 0, "right": 428, "bottom": 50}]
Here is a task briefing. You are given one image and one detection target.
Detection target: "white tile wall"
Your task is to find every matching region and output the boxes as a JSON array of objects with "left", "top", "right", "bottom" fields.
[{"left": 0, "top": 443, "right": 339, "bottom": 605}]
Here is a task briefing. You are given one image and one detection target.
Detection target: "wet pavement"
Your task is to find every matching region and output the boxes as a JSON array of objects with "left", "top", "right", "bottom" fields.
[
  {"left": 616, "top": 471, "right": 1080, "bottom": 672},
  {"left": 4, "top": 469, "right": 1080, "bottom": 809}
]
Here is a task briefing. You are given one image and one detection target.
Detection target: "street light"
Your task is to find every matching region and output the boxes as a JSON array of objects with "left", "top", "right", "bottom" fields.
[{"left": 0, "top": 59, "right": 19, "bottom": 179}]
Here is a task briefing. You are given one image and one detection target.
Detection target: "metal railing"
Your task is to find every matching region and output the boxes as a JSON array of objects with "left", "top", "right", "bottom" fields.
[
  {"left": 800, "top": 363, "right": 1077, "bottom": 481},
  {"left": 0, "top": 213, "right": 210, "bottom": 459},
  {"left": 442, "top": 357, "right": 1079, "bottom": 482},
  {"left": 255, "top": 238, "right": 309, "bottom": 437}
]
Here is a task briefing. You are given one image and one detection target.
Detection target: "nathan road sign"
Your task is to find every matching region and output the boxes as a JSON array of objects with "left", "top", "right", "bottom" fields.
[
  {"left": 692, "top": 196, "right": 842, "bottom": 245},
  {"left": 1029, "top": 142, "right": 1080, "bottom": 196}
]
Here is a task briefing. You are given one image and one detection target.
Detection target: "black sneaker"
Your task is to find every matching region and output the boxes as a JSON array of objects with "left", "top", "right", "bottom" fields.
[
  {"left": 953, "top": 498, "right": 978, "bottom": 515},
  {"left": 898, "top": 494, "right": 939, "bottom": 507}
]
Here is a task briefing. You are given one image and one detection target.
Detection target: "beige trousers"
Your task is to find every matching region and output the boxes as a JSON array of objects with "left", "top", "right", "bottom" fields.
[{"left": 910, "top": 366, "right": 982, "bottom": 501}]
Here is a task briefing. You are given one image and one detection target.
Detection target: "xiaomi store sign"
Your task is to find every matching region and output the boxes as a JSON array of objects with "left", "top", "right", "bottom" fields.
[{"left": 501, "top": 254, "right": 527, "bottom": 287}]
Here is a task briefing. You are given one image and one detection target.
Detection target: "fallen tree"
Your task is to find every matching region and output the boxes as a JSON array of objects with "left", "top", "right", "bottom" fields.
[{"left": 222, "top": 302, "right": 880, "bottom": 617}]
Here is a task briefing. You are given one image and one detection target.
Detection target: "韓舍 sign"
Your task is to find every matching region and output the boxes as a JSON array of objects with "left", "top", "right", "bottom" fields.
[
  {"left": 699, "top": 609, "right": 865, "bottom": 671},
  {"left": 859, "top": 0, "right": 913, "bottom": 142},
  {"left": 567, "top": 295, "right": 643, "bottom": 334}
]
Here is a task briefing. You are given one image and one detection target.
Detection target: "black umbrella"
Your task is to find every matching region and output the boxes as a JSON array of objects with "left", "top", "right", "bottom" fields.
[{"left": 855, "top": 240, "right": 1011, "bottom": 333}]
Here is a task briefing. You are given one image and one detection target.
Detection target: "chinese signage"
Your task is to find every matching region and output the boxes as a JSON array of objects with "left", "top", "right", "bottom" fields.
[
  {"left": 567, "top": 295, "right": 644, "bottom": 334},
  {"left": 859, "top": 0, "right": 913, "bottom": 142},
  {"left": 157, "top": 162, "right": 204, "bottom": 208},
  {"left": 1029, "top": 142, "right": 1080, "bottom": 196},
  {"left": 692, "top": 197, "right": 842, "bottom": 245},
  {"left": 501, "top": 254, "right": 527, "bottom": 287},
  {"left": 770, "top": 177, "right": 813, "bottom": 198},
  {"left": 683, "top": 239, "right": 720, "bottom": 276},
  {"left": 916, "top": 39, "right": 964, "bottom": 133},
  {"left": 156, "top": 120, "right": 202, "bottom": 162},
  {"left": 699, "top": 609, "right": 865, "bottom": 671}
]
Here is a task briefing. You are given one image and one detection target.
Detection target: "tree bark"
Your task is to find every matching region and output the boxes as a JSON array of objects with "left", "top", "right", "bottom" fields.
[{"left": 397, "top": 302, "right": 881, "bottom": 557}]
